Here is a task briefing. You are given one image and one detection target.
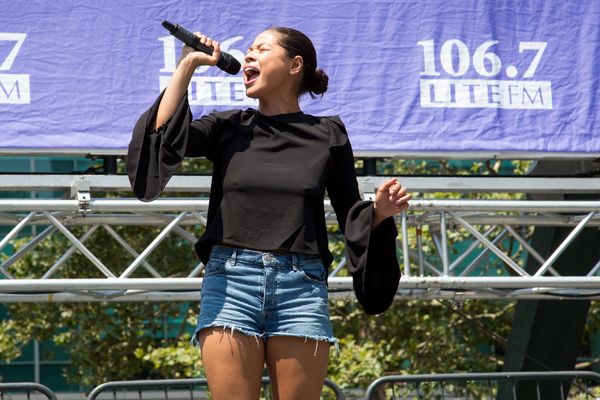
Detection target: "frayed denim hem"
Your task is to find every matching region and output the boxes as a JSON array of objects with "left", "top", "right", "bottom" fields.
[
  {"left": 265, "top": 333, "right": 340, "bottom": 357},
  {"left": 190, "top": 324, "right": 339, "bottom": 358},
  {"left": 190, "top": 323, "right": 263, "bottom": 349}
]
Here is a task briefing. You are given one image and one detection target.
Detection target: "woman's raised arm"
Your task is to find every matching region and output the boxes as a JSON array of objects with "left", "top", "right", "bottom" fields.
[{"left": 154, "top": 33, "right": 221, "bottom": 130}]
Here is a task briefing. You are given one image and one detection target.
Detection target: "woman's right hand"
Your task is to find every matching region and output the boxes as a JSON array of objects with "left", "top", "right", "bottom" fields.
[
  {"left": 154, "top": 33, "right": 222, "bottom": 130},
  {"left": 176, "top": 33, "right": 222, "bottom": 69}
]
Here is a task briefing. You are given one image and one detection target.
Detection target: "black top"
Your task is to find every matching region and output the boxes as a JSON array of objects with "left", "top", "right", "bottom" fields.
[{"left": 127, "top": 92, "right": 400, "bottom": 314}]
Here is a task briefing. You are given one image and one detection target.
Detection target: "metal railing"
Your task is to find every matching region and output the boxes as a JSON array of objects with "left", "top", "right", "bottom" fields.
[
  {"left": 363, "top": 371, "right": 600, "bottom": 400},
  {"left": 0, "top": 382, "right": 58, "bottom": 400},
  {"left": 2, "top": 174, "right": 600, "bottom": 302},
  {"left": 87, "top": 377, "right": 345, "bottom": 400},
  {"left": 6, "top": 372, "right": 600, "bottom": 400}
]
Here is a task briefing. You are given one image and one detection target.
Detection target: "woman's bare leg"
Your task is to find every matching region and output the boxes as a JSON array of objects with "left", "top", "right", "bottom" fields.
[
  {"left": 265, "top": 336, "right": 330, "bottom": 400},
  {"left": 198, "top": 327, "right": 266, "bottom": 400}
]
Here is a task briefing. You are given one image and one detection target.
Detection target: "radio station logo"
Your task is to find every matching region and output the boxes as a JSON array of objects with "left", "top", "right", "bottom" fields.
[
  {"left": 0, "top": 33, "right": 29, "bottom": 104},
  {"left": 158, "top": 35, "right": 257, "bottom": 107},
  {"left": 418, "top": 40, "right": 551, "bottom": 109}
]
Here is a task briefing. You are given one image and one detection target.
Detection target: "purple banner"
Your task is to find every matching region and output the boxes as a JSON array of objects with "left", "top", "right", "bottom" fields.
[{"left": 0, "top": 0, "right": 599, "bottom": 155}]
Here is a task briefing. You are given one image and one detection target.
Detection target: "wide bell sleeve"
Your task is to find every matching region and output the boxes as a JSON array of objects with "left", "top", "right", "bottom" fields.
[
  {"left": 126, "top": 92, "right": 234, "bottom": 202},
  {"left": 326, "top": 117, "right": 400, "bottom": 315}
]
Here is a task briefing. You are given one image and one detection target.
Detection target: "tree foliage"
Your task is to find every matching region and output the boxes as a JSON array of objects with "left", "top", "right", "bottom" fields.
[
  {"left": 0, "top": 223, "right": 204, "bottom": 387},
  {"left": 328, "top": 299, "right": 514, "bottom": 388}
]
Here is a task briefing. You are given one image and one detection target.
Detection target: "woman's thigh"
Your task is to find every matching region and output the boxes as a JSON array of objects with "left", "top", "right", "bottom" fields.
[
  {"left": 265, "top": 336, "right": 330, "bottom": 400},
  {"left": 198, "top": 327, "right": 266, "bottom": 400}
]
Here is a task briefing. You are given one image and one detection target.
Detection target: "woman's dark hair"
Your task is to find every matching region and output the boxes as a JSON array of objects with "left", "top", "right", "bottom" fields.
[{"left": 269, "top": 27, "right": 328, "bottom": 99}]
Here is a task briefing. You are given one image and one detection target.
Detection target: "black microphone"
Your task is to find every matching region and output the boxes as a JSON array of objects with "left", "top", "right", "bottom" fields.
[{"left": 161, "top": 20, "right": 241, "bottom": 75}]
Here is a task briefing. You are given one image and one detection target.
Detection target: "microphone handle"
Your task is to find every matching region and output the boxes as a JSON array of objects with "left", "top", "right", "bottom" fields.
[
  {"left": 166, "top": 22, "right": 214, "bottom": 55},
  {"left": 162, "top": 20, "right": 241, "bottom": 75}
]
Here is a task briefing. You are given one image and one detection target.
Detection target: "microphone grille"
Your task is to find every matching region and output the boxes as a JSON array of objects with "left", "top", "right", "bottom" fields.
[{"left": 217, "top": 53, "right": 241, "bottom": 75}]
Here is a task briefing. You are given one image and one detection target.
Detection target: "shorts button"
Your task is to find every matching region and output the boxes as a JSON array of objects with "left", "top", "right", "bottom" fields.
[{"left": 265, "top": 254, "right": 274, "bottom": 262}]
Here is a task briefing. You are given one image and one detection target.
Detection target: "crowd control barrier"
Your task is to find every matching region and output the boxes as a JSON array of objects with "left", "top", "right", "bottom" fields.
[
  {"left": 87, "top": 377, "right": 345, "bottom": 400},
  {"left": 363, "top": 371, "right": 600, "bottom": 400},
  {"left": 0, "top": 383, "right": 58, "bottom": 400}
]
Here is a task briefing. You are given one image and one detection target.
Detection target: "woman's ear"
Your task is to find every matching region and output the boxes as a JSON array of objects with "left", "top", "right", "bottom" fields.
[{"left": 289, "top": 55, "right": 303, "bottom": 76}]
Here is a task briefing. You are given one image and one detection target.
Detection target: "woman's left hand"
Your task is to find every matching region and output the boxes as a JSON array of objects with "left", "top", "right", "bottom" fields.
[{"left": 372, "top": 178, "right": 411, "bottom": 230}]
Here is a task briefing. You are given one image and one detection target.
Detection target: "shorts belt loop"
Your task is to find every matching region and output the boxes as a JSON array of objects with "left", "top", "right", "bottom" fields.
[
  {"left": 292, "top": 254, "right": 298, "bottom": 271},
  {"left": 231, "top": 248, "right": 237, "bottom": 265}
]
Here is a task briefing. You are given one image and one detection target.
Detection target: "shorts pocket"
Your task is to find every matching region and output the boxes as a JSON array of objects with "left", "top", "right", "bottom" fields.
[{"left": 298, "top": 263, "right": 326, "bottom": 285}]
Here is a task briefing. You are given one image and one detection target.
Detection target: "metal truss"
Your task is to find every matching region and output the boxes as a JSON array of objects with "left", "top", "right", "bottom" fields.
[{"left": 1, "top": 174, "right": 600, "bottom": 303}]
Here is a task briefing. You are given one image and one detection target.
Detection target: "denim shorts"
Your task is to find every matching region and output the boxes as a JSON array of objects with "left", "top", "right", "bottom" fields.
[{"left": 193, "top": 245, "right": 336, "bottom": 345}]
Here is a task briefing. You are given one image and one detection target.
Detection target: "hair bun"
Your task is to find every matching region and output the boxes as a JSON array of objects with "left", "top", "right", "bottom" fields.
[
  {"left": 310, "top": 69, "right": 329, "bottom": 98},
  {"left": 270, "top": 27, "right": 326, "bottom": 99}
]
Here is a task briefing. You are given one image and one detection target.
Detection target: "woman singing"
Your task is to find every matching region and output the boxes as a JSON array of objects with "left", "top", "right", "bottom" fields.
[{"left": 128, "top": 26, "right": 410, "bottom": 400}]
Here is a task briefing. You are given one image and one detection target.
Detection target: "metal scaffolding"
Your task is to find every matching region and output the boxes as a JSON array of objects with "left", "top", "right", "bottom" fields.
[{"left": 1, "top": 174, "right": 600, "bottom": 303}]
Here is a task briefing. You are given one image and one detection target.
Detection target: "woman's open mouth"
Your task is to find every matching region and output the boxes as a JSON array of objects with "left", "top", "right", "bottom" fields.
[{"left": 244, "top": 66, "right": 260, "bottom": 86}]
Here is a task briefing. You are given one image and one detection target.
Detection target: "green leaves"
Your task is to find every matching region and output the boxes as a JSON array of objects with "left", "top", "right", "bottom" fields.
[
  {"left": 136, "top": 334, "right": 204, "bottom": 379},
  {"left": 0, "top": 221, "right": 204, "bottom": 387},
  {"left": 328, "top": 299, "right": 514, "bottom": 389}
]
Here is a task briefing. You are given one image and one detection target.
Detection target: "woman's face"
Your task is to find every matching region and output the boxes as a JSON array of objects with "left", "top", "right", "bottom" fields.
[{"left": 243, "top": 30, "right": 300, "bottom": 100}]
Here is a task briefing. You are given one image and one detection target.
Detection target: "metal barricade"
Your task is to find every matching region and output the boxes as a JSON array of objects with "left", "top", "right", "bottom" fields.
[
  {"left": 363, "top": 371, "right": 600, "bottom": 400},
  {"left": 87, "top": 377, "right": 345, "bottom": 400},
  {"left": 0, "top": 383, "right": 58, "bottom": 400}
]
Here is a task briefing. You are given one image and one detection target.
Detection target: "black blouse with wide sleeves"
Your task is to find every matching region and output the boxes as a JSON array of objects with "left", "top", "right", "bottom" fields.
[{"left": 127, "top": 93, "right": 400, "bottom": 315}]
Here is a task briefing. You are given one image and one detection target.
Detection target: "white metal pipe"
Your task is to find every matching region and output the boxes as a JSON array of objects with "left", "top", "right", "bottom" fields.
[
  {"left": 502, "top": 224, "right": 560, "bottom": 277},
  {"left": 415, "top": 211, "right": 434, "bottom": 222},
  {"left": 2, "top": 198, "right": 600, "bottom": 213},
  {"left": 587, "top": 259, "right": 600, "bottom": 277},
  {"left": 504, "top": 225, "right": 545, "bottom": 266},
  {"left": 2, "top": 200, "right": 600, "bottom": 227},
  {"left": 7, "top": 214, "right": 599, "bottom": 228},
  {"left": 328, "top": 258, "right": 347, "bottom": 278},
  {"left": 402, "top": 211, "right": 410, "bottom": 276},
  {"left": 0, "top": 211, "right": 36, "bottom": 252},
  {"left": 448, "top": 225, "right": 496, "bottom": 273},
  {"left": 3, "top": 195, "right": 600, "bottom": 303},
  {"left": 0, "top": 225, "right": 57, "bottom": 272},
  {"left": 413, "top": 215, "right": 600, "bottom": 227},
  {"left": 42, "top": 225, "right": 100, "bottom": 279},
  {"left": 430, "top": 233, "right": 444, "bottom": 272},
  {"left": 0, "top": 263, "right": 14, "bottom": 279},
  {"left": 0, "top": 291, "right": 204, "bottom": 303},
  {"left": 119, "top": 212, "right": 187, "bottom": 279},
  {"left": 173, "top": 226, "right": 199, "bottom": 244},
  {"left": 396, "top": 239, "right": 443, "bottom": 276},
  {"left": 440, "top": 211, "right": 449, "bottom": 275},
  {"left": 534, "top": 211, "right": 597, "bottom": 277},
  {"left": 416, "top": 225, "right": 424, "bottom": 276},
  {"left": 34, "top": 340, "right": 40, "bottom": 383},
  {"left": 396, "top": 276, "right": 600, "bottom": 289},
  {"left": 459, "top": 229, "right": 509, "bottom": 277},
  {"left": 5, "top": 276, "right": 600, "bottom": 292},
  {"left": 409, "top": 199, "right": 600, "bottom": 213},
  {"left": 0, "top": 199, "right": 209, "bottom": 212},
  {"left": 449, "top": 212, "right": 528, "bottom": 277},
  {"left": 43, "top": 211, "right": 115, "bottom": 279},
  {"left": 0, "top": 211, "right": 22, "bottom": 221},
  {"left": 191, "top": 211, "right": 208, "bottom": 226},
  {"left": 136, "top": 212, "right": 199, "bottom": 232},
  {"left": 101, "top": 225, "right": 162, "bottom": 279},
  {"left": 0, "top": 199, "right": 79, "bottom": 211},
  {"left": 540, "top": 212, "right": 571, "bottom": 223},
  {"left": 5, "top": 174, "right": 600, "bottom": 193},
  {"left": 3, "top": 288, "right": 600, "bottom": 302},
  {"left": 187, "top": 263, "right": 206, "bottom": 278}
]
